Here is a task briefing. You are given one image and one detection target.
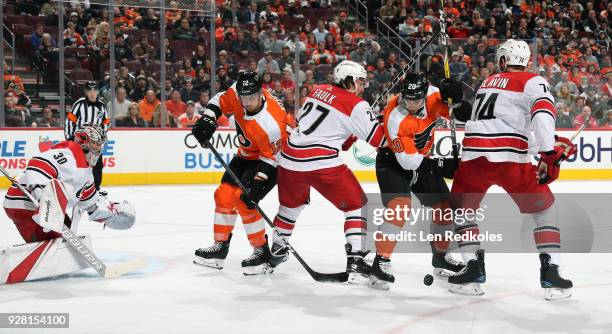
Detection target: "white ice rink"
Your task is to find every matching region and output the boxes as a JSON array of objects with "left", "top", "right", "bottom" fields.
[{"left": 1, "top": 181, "right": 611, "bottom": 334}]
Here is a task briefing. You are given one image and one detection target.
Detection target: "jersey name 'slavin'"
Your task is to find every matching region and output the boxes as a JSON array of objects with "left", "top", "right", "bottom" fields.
[
  {"left": 479, "top": 77, "right": 510, "bottom": 89},
  {"left": 311, "top": 88, "right": 337, "bottom": 105}
]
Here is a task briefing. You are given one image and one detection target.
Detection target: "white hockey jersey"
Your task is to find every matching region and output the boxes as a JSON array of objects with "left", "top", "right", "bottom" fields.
[
  {"left": 280, "top": 84, "right": 385, "bottom": 171},
  {"left": 462, "top": 71, "right": 557, "bottom": 163},
  {"left": 3, "top": 141, "right": 99, "bottom": 212}
]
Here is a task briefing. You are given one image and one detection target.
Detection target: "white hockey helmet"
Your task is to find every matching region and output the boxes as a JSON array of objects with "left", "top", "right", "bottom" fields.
[
  {"left": 333, "top": 60, "right": 367, "bottom": 86},
  {"left": 496, "top": 39, "right": 531, "bottom": 69}
]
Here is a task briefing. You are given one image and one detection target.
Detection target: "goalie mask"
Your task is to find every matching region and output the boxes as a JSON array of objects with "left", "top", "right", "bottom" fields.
[{"left": 74, "top": 125, "right": 105, "bottom": 167}]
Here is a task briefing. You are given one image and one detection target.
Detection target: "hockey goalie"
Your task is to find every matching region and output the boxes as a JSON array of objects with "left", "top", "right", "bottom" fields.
[{"left": 1, "top": 125, "right": 136, "bottom": 284}]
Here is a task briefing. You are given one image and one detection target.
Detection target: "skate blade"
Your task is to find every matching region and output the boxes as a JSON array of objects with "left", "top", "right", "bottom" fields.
[
  {"left": 544, "top": 288, "right": 572, "bottom": 301},
  {"left": 448, "top": 283, "right": 485, "bottom": 296},
  {"left": 242, "top": 263, "right": 269, "bottom": 276},
  {"left": 433, "top": 268, "right": 458, "bottom": 277},
  {"left": 347, "top": 272, "right": 370, "bottom": 285},
  {"left": 193, "top": 256, "right": 224, "bottom": 270},
  {"left": 368, "top": 276, "right": 391, "bottom": 290}
]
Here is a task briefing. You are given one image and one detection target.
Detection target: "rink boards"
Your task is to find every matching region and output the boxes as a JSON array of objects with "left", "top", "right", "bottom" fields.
[{"left": 0, "top": 128, "right": 611, "bottom": 187}]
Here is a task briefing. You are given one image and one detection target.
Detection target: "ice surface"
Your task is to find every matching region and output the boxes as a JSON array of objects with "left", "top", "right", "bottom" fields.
[{"left": 1, "top": 182, "right": 611, "bottom": 334}]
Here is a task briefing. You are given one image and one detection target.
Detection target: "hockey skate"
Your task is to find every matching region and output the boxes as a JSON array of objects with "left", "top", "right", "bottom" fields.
[
  {"left": 242, "top": 241, "right": 272, "bottom": 276},
  {"left": 369, "top": 255, "right": 394, "bottom": 290},
  {"left": 267, "top": 242, "right": 289, "bottom": 273},
  {"left": 448, "top": 249, "right": 486, "bottom": 296},
  {"left": 193, "top": 234, "right": 232, "bottom": 269},
  {"left": 432, "top": 253, "right": 465, "bottom": 277},
  {"left": 540, "top": 253, "right": 573, "bottom": 301},
  {"left": 345, "top": 244, "right": 371, "bottom": 285}
]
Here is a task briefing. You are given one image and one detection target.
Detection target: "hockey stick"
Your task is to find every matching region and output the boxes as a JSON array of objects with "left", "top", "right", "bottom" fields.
[
  {"left": 439, "top": 0, "right": 460, "bottom": 160},
  {"left": 371, "top": 26, "right": 441, "bottom": 111},
  {"left": 0, "top": 166, "right": 146, "bottom": 279},
  {"left": 205, "top": 141, "right": 349, "bottom": 283}
]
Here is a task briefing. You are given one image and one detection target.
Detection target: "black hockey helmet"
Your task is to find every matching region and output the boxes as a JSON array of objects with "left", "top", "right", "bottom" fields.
[
  {"left": 400, "top": 72, "right": 428, "bottom": 100},
  {"left": 236, "top": 71, "right": 261, "bottom": 96}
]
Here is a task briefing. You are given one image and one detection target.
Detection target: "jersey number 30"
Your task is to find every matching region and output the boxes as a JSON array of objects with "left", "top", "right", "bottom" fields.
[
  {"left": 298, "top": 102, "right": 330, "bottom": 135},
  {"left": 473, "top": 93, "right": 498, "bottom": 120}
]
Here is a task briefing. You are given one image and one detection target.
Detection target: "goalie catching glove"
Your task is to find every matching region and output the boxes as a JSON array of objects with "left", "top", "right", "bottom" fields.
[
  {"left": 537, "top": 136, "right": 577, "bottom": 184},
  {"left": 88, "top": 196, "right": 136, "bottom": 230}
]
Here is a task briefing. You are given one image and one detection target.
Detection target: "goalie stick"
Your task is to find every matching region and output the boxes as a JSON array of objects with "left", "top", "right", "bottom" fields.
[
  {"left": 0, "top": 165, "right": 146, "bottom": 279},
  {"left": 205, "top": 141, "right": 349, "bottom": 283}
]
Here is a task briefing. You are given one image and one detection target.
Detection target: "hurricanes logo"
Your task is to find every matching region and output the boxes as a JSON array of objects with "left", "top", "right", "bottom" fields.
[{"left": 352, "top": 140, "right": 376, "bottom": 166}]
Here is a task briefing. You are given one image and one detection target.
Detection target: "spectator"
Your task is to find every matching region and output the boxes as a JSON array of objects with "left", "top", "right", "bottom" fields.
[
  {"left": 150, "top": 104, "right": 177, "bottom": 128},
  {"left": 132, "top": 36, "right": 155, "bottom": 62},
  {"left": 379, "top": 0, "right": 398, "bottom": 21},
  {"left": 34, "top": 107, "right": 60, "bottom": 127},
  {"left": 232, "top": 31, "right": 253, "bottom": 59},
  {"left": 574, "top": 106, "right": 598, "bottom": 128},
  {"left": 130, "top": 75, "right": 149, "bottom": 101},
  {"left": 280, "top": 69, "right": 296, "bottom": 92},
  {"left": 217, "top": 50, "right": 237, "bottom": 80},
  {"left": 139, "top": 89, "right": 160, "bottom": 123},
  {"left": 117, "top": 66, "right": 136, "bottom": 92},
  {"left": 556, "top": 84, "right": 576, "bottom": 107},
  {"left": 277, "top": 46, "right": 295, "bottom": 73},
  {"left": 555, "top": 102, "right": 574, "bottom": 128},
  {"left": 194, "top": 91, "right": 210, "bottom": 115},
  {"left": 158, "top": 38, "right": 176, "bottom": 62},
  {"left": 257, "top": 51, "right": 281, "bottom": 75},
  {"left": 191, "top": 45, "right": 208, "bottom": 70},
  {"left": 3, "top": 61, "right": 24, "bottom": 91},
  {"left": 175, "top": 19, "right": 197, "bottom": 40},
  {"left": 554, "top": 72, "right": 580, "bottom": 96},
  {"left": 180, "top": 79, "right": 200, "bottom": 103},
  {"left": 193, "top": 69, "right": 211, "bottom": 93},
  {"left": 299, "top": 85, "right": 310, "bottom": 105},
  {"left": 108, "top": 87, "right": 131, "bottom": 121},
  {"left": 450, "top": 51, "right": 470, "bottom": 81},
  {"left": 92, "top": 22, "right": 110, "bottom": 59},
  {"left": 350, "top": 40, "right": 368, "bottom": 65},
  {"left": 261, "top": 72, "right": 275, "bottom": 91},
  {"left": 31, "top": 24, "right": 46, "bottom": 51},
  {"left": 114, "top": 34, "right": 133, "bottom": 64},
  {"left": 373, "top": 58, "right": 392, "bottom": 84},
  {"left": 4, "top": 96, "right": 25, "bottom": 127},
  {"left": 474, "top": 0, "right": 491, "bottom": 20},
  {"left": 119, "top": 102, "right": 145, "bottom": 127},
  {"left": 332, "top": 42, "right": 349, "bottom": 64},
  {"left": 216, "top": 66, "right": 232, "bottom": 91},
  {"left": 166, "top": 90, "right": 187, "bottom": 119},
  {"left": 311, "top": 41, "right": 333, "bottom": 65},
  {"left": 312, "top": 20, "right": 329, "bottom": 44},
  {"left": 64, "top": 22, "right": 85, "bottom": 47},
  {"left": 160, "top": 79, "right": 175, "bottom": 100},
  {"left": 264, "top": 31, "right": 284, "bottom": 54},
  {"left": 600, "top": 111, "right": 612, "bottom": 128},
  {"left": 177, "top": 101, "right": 202, "bottom": 128},
  {"left": 302, "top": 70, "right": 316, "bottom": 91},
  {"left": 242, "top": 1, "right": 260, "bottom": 24},
  {"left": 271, "top": 81, "right": 285, "bottom": 100},
  {"left": 248, "top": 30, "right": 263, "bottom": 52},
  {"left": 83, "top": 24, "right": 97, "bottom": 47},
  {"left": 138, "top": 8, "right": 160, "bottom": 30}
]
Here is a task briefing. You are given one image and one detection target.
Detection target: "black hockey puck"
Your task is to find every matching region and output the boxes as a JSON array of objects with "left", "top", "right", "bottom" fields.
[{"left": 423, "top": 274, "right": 434, "bottom": 286}]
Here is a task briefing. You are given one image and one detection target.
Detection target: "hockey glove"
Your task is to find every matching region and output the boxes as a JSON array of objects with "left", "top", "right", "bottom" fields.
[
  {"left": 439, "top": 78, "right": 463, "bottom": 106},
  {"left": 537, "top": 136, "right": 577, "bottom": 184},
  {"left": 240, "top": 161, "right": 276, "bottom": 210},
  {"left": 88, "top": 197, "right": 136, "bottom": 230},
  {"left": 192, "top": 111, "right": 218, "bottom": 147},
  {"left": 417, "top": 156, "right": 459, "bottom": 179}
]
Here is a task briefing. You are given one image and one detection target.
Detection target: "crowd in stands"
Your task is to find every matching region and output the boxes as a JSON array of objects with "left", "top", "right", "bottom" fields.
[{"left": 2, "top": 0, "right": 611, "bottom": 129}]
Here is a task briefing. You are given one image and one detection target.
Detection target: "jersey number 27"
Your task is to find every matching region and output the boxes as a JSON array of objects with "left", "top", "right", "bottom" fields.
[{"left": 297, "top": 101, "right": 330, "bottom": 135}]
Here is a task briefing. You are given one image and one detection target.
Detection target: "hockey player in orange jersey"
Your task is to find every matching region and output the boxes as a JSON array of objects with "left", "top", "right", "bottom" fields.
[
  {"left": 369, "top": 72, "right": 473, "bottom": 290},
  {"left": 191, "top": 71, "right": 288, "bottom": 275}
]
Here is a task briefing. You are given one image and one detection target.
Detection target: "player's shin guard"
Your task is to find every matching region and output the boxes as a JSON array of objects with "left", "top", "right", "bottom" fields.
[
  {"left": 532, "top": 207, "right": 572, "bottom": 300},
  {"left": 344, "top": 209, "right": 370, "bottom": 284},
  {"left": 269, "top": 205, "right": 305, "bottom": 271}
]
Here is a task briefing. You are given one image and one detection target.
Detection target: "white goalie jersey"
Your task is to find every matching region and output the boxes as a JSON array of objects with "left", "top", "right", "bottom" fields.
[
  {"left": 462, "top": 71, "right": 557, "bottom": 163},
  {"left": 3, "top": 141, "right": 99, "bottom": 213}
]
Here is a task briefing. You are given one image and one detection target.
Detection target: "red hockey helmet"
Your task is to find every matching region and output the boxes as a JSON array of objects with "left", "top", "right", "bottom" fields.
[{"left": 74, "top": 125, "right": 105, "bottom": 166}]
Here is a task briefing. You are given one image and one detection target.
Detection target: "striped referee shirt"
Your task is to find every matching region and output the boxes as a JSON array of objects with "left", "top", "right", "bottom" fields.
[{"left": 64, "top": 97, "right": 110, "bottom": 140}]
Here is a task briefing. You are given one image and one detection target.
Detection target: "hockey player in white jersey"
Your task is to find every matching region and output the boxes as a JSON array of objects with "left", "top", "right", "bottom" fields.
[
  {"left": 447, "top": 40, "right": 576, "bottom": 300},
  {"left": 267, "top": 60, "right": 386, "bottom": 283},
  {"left": 2, "top": 125, "right": 135, "bottom": 284}
]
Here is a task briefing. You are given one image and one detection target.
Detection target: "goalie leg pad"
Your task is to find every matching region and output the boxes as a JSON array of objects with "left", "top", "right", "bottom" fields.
[
  {"left": 32, "top": 179, "right": 72, "bottom": 233},
  {"left": 4, "top": 207, "right": 62, "bottom": 242},
  {"left": 0, "top": 235, "right": 93, "bottom": 284}
]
